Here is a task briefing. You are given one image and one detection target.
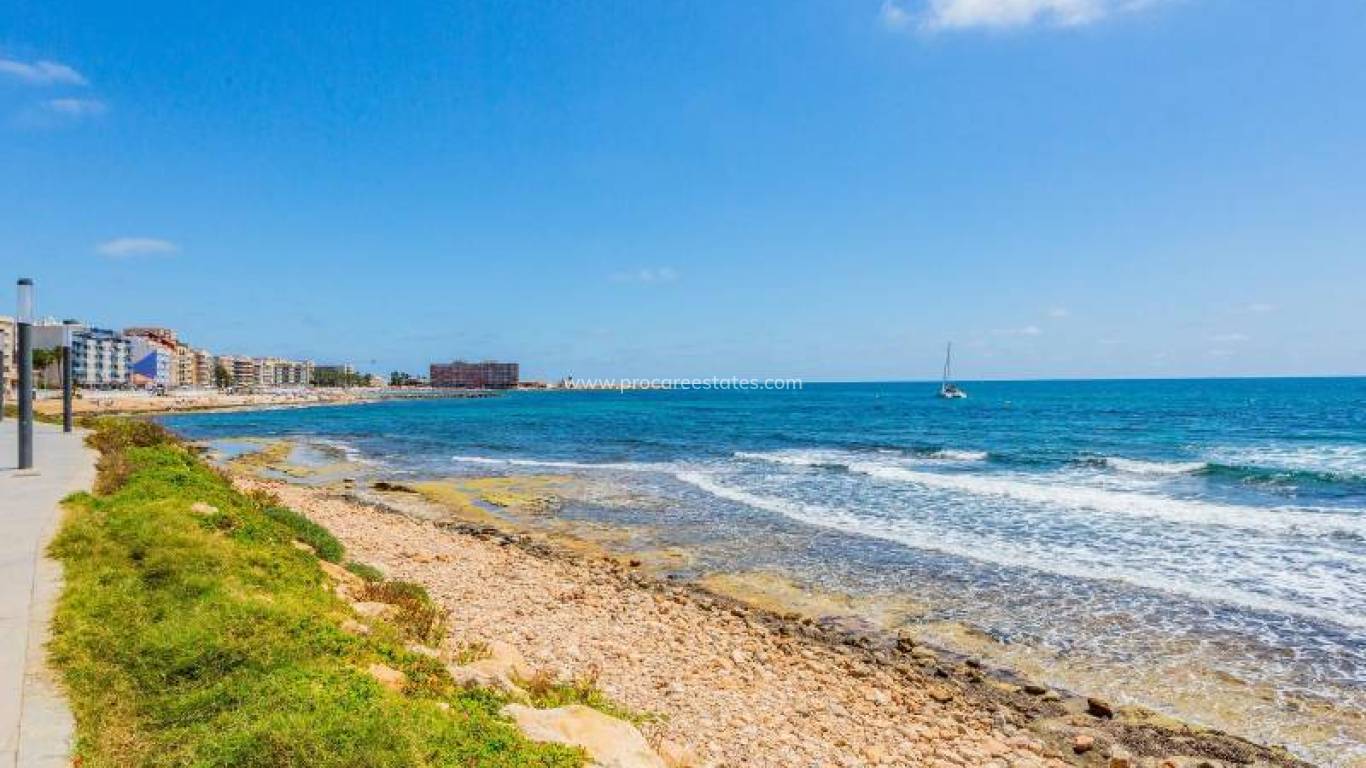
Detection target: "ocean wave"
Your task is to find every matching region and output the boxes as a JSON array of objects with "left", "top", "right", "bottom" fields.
[
  {"left": 449, "top": 454, "right": 663, "bottom": 472},
  {"left": 671, "top": 470, "right": 1366, "bottom": 630},
  {"left": 1098, "top": 457, "right": 1209, "bottom": 476},
  {"left": 844, "top": 462, "right": 1365, "bottom": 537},
  {"left": 926, "top": 449, "right": 989, "bottom": 462},
  {"left": 306, "top": 437, "right": 374, "bottom": 465},
  {"left": 1206, "top": 445, "right": 1366, "bottom": 481},
  {"left": 735, "top": 447, "right": 987, "bottom": 469}
]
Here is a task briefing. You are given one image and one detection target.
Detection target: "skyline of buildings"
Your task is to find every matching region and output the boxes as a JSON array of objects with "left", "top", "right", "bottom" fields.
[
  {"left": 4, "top": 311, "right": 529, "bottom": 399},
  {"left": 3, "top": 314, "right": 327, "bottom": 396}
]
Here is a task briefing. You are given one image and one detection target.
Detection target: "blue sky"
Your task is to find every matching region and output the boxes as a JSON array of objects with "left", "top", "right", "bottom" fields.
[{"left": 2, "top": 0, "right": 1363, "bottom": 381}]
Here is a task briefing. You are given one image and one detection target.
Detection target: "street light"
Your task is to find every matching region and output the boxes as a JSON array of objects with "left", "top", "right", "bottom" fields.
[
  {"left": 16, "top": 278, "right": 34, "bottom": 470},
  {"left": 62, "top": 320, "right": 76, "bottom": 433}
]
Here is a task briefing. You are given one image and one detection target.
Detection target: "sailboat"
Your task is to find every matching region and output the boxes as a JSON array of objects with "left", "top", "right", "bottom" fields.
[{"left": 938, "top": 342, "right": 967, "bottom": 399}]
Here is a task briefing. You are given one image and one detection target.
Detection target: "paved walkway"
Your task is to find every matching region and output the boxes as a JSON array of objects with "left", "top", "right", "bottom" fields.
[{"left": 0, "top": 419, "right": 93, "bottom": 768}]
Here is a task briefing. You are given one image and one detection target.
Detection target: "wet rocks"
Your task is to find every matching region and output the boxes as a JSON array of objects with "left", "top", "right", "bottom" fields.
[{"left": 1087, "top": 696, "right": 1115, "bottom": 719}]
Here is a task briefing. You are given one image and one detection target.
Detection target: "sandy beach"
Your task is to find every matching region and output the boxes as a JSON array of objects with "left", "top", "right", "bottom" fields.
[
  {"left": 222, "top": 454, "right": 1314, "bottom": 768},
  {"left": 28, "top": 388, "right": 382, "bottom": 418}
]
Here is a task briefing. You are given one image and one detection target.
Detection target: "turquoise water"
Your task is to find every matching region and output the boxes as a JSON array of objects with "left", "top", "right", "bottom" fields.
[{"left": 164, "top": 378, "right": 1366, "bottom": 764}]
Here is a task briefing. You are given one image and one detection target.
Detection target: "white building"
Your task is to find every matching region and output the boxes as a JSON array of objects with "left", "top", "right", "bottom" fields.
[{"left": 32, "top": 322, "right": 131, "bottom": 388}]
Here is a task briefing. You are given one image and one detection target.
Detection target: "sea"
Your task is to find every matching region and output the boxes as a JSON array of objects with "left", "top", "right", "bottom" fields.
[{"left": 162, "top": 378, "right": 1366, "bottom": 766}]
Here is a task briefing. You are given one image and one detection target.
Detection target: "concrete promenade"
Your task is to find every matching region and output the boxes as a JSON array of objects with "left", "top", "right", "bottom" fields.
[{"left": 0, "top": 419, "right": 93, "bottom": 767}]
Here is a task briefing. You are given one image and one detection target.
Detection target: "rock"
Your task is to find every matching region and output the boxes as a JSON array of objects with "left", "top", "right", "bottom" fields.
[
  {"left": 1022, "top": 683, "right": 1047, "bottom": 696},
  {"left": 911, "top": 647, "right": 938, "bottom": 662},
  {"left": 1087, "top": 697, "right": 1115, "bottom": 719},
  {"left": 483, "top": 640, "right": 536, "bottom": 680},
  {"left": 863, "top": 744, "right": 887, "bottom": 764},
  {"left": 190, "top": 501, "right": 218, "bottom": 515},
  {"left": 927, "top": 686, "right": 954, "bottom": 703},
  {"left": 1072, "top": 734, "right": 1096, "bottom": 754},
  {"left": 319, "top": 560, "right": 365, "bottom": 597},
  {"left": 291, "top": 540, "right": 317, "bottom": 555},
  {"left": 657, "top": 738, "right": 700, "bottom": 767},
  {"left": 501, "top": 704, "right": 668, "bottom": 768},
  {"left": 895, "top": 632, "right": 916, "bottom": 652},
  {"left": 366, "top": 663, "right": 406, "bottom": 692},
  {"left": 1042, "top": 690, "right": 1062, "bottom": 702},
  {"left": 447, "top": 663, "right": 528, "bottom": 701},
  {"left": 1108, "top": 752, "right": 1133, "bottom": 768}
]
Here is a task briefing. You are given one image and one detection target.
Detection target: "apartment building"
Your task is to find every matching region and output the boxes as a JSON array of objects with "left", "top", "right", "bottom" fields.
[
  {"left": 255, "top": 357, "right": 313, "bottom": 387},
  {"left": 430, "top": 360, "right": 519, "bottom": 389},
  {"left": 129, "top": 336, "right": 174, "bottom": 387},
  {"left": 31, "top": 322, "right": 132, "bottom": 388},
  {"left": 224, "top": 356, "right": 258, "bottom": 387},
  {"left": 0, "top": 316, "right": 14, "bottom": 399},
  {"left": 194, "top": 349, "right": 216, "bottom": 388}
]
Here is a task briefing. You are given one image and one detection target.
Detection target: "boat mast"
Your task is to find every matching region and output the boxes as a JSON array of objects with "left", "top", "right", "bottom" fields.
[{"left": 943, "top": 342, "right": 952, "bottom": 388}]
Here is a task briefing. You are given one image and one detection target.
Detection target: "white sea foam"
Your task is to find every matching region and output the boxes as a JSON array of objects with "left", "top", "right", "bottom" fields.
[
  {"left": 1103, "top": 457, "right": 1208, "bottom": 475},
  {"left": 449, "top": 454, "right": 662, "bottom": 472},
  {"left": 1207, "top": 444, "right": 1366, "bottom": 478},
  {"left": 670, "top": 470, "right": 1366, "bottom": 629},
  {"left": 735, "top": 447, "right": 986, "bottom": 467},
  {"left": 733, "top": 449, "right": 850, "bottom": 468},
  {"left": 928, "top": 449, "right": 989, "bottom": 462},
  {"left": 845, "top": 461, "right": 1364, "bottom": 536},
  {"left": 307, "top": 437, "right": 374, "bottom": 465}
]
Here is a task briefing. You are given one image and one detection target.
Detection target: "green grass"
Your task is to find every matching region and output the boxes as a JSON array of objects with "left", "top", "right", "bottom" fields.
[
  {"left": 344, "top": 560, "right": 386, "bottom": 583},
  {"left": 49, "top": 419, "right": 584, "bottom": 767},
  {"left": 262, "top": 505, "right": 345, "bottom": 563}
]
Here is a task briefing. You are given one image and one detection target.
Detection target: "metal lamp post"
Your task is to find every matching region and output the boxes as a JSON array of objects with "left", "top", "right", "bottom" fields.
[
  {"left": 16, "top": 278, "right": 34, "bottom": 470},
  {"left": 62, "top": 321, "right": 75, "bottom": 432}
]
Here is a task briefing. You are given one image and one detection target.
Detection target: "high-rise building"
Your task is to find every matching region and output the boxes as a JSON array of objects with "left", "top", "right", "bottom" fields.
[
  {"left": 193, "top": 349, "right": 216, "bottom": 388},
  {"left": 429, "top": 360, "right": 519, "bottom": 389},
  {"left": 171, "top": 342, "right": 196, "bottom": 387},
  {"left": 32, "top": 322, "right": 131, "bottom": 388}
]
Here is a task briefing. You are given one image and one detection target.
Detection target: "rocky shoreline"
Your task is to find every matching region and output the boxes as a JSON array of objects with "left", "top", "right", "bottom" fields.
[{"left": 231, "top": 470, "right": 1315, "bottom": 768}]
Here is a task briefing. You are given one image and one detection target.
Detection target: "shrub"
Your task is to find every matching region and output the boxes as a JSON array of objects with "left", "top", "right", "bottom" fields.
[{"left": 358, "top": 581, "right": 447, "bottom": 645}]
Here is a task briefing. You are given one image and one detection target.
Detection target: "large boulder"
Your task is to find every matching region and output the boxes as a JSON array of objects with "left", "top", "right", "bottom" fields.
[{"left": 501, "top": 704, "right": 667, "bottom": 768}]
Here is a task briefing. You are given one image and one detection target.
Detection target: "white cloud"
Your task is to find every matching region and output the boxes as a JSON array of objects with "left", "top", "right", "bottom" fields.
[
  {"left": 95, "top": 237, "right": 179, "bottom": 258},
  {"left": 45, "top": 98, "right": 106, "bottom": 117},
  {"left": 0, "top": 57, "right": 87, "bottom": 86},
  {"left": 886, "top": 0, "right": 1162, "bottom": 31},
  {"left": 995, "top": 324, "right": 1043, "bottom": 336},
  {"left": 1244, "top": 302, "right": 1276, "bottom": 314},
  {"left": 1208, "top": 332, "right": 1249, "bottom": 343},
  {"left": 1046, "top": 306, "right": 1070, "bottom": 318},
  {"left": 880, "top": 0, "right": 915, "bottom": 28},
  {"left": 611, "top": 267, "right": 679, "bottom": 284}
]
